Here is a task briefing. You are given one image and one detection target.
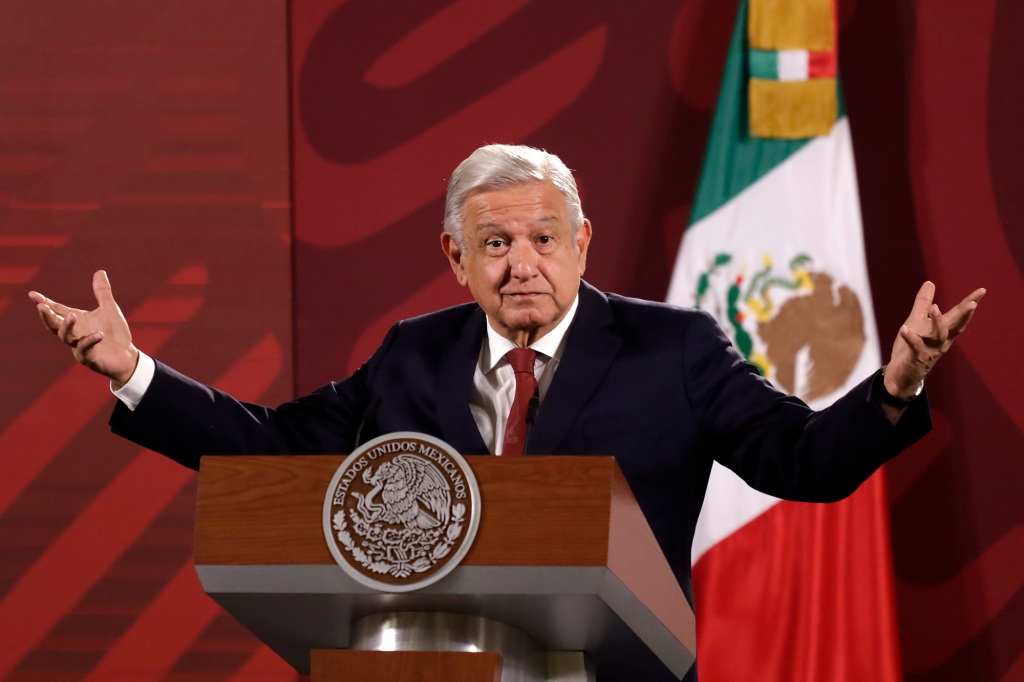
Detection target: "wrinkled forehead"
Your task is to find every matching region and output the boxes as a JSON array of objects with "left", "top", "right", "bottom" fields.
[{"left": 460, "top": 180, "right": 568, "bottom": 224}]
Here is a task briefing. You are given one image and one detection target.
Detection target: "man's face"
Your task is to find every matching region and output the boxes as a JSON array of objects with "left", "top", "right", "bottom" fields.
[{"left": 441, "top": 180, "right": 592, "bottom": 346}]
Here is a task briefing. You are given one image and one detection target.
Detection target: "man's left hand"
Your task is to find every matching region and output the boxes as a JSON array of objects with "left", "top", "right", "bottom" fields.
[{"left": 884, "top": 281, "right": 986, "bottom": 399}]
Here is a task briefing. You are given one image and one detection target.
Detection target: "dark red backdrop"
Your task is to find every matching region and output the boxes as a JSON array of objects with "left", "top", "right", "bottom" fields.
[{"left": 0, "top": 0, "right": 1019, "bottom": 680}]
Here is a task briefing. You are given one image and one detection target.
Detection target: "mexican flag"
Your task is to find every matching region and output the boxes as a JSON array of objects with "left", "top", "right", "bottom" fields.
[{"left": 666, "top": 0, "right": 902, "bottom": 679}]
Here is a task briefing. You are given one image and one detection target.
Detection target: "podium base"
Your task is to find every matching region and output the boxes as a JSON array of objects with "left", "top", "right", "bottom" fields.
[
  {"left": 312, "top": 649, "right": 503, "bottom": 682},
  {"left": 345, "top": 611, "right": 594, "bottom": 682}
]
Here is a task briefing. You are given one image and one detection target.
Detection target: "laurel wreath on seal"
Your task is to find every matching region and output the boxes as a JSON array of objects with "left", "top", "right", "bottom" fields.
[{"left": 333, "top": 504, "right": 466, "bottom": 578}]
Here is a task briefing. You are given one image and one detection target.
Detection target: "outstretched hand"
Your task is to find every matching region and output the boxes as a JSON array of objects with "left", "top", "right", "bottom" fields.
[
  {"left": 29, "top": 270, "right": 139, "bottom": 387},
  {"left": 884, "top": 281, "right": 985, "bottom": 399}
]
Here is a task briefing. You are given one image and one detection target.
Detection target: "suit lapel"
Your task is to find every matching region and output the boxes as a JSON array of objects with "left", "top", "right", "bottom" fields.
[
  {"left": 527, "top": 281, "right": 622, "bottom": 454},
  {"left": 435, "top": 307, "right": 489, "bottom": 455}
]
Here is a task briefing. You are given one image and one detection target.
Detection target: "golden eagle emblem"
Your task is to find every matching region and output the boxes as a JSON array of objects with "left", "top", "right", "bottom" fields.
[{"left": 353, "top": 454, "right": 451, "bottom": 530}]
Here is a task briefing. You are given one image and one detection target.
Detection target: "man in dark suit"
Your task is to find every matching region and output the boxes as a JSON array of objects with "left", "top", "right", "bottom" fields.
[{"left": 30, "top": 144, "right": 984, "bottom": 681}]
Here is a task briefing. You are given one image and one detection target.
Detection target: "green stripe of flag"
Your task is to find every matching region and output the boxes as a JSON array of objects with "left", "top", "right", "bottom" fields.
[
  {"left": 748, "top": 49, "right": 778, "bottom": 79},
  {"left": 688, "top": 0, "right": 847, "bottom": 227}
]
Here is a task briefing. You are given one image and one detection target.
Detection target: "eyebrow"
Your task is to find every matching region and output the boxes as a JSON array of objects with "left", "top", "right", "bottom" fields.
[{"left": 476, "top": 215, "right": 558, "bottom": 231}]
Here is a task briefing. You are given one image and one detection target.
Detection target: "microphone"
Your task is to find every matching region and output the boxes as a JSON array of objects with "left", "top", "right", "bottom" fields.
[
  {"left": 353, "top": 396, "right": 382, "bottom": 449},
  {"left": 523, "top": 394, "right": 540, "bottom": 454}
]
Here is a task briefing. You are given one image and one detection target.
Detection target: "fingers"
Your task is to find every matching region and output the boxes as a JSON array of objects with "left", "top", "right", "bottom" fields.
[
  {"left": 929, "top": 303, "right": 948, "bottom": 342},
  {"left": 908, "top": 281, "right": 936, "bottom": 321},
  {"left": 28, "top": 291, "right": 71, "bottom": 317},
  {"left": 35, "top": 302, "right": 62, "bottom": 333},
  {"left": 957, "top": 288, "right": 985, "bottom": 311},
  {"left": 76, "top": 331, "right": 104, "bottom": 354},
  {"left": 893, "top": 283, "right": 984, "bottom": 383},
  {"left": 898, "top": 325, "right": 928, "bottom": 356},
  {"left": 964, "top": 287, "right": 987, "bottom": 304},
  {"left": 92, "top": 270, "right": 116, "bottom": 308},
  {"left": 948, "top": 288, "right": 985, "bottom": 316},
  {"left": 941, "top": 287, "right": 985, "bottom": 336},
  {"left": 57, "top": 311, "right": 76, "bottom": 345},
  {"left": 907, "top": 282, "right": 985, "bottom": 341},
  {"left": 56, "top": 311, "right": 101, "bottom": 353},
  {"left": 953, "top": 302, "right": 978, "bottom": 332}
]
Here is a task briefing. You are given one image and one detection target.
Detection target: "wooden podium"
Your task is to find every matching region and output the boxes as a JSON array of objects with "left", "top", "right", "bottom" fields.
[{"left": 195, "top": 455, "right": 696, "bottom": 681}]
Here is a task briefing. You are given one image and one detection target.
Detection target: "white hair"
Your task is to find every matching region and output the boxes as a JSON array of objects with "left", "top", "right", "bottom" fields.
[{"left": 443, "top": 144, "right": 584, "bottom": 248}]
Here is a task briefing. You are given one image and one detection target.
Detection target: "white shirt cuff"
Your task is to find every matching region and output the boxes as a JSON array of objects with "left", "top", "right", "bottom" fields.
[{"left": 111, "top": 351, "right": 155, "bottom": 411}]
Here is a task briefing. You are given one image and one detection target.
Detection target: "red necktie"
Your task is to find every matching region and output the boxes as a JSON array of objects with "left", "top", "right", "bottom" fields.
[{"left": 501, "top": 348, "right": 537, "bottom": 456}]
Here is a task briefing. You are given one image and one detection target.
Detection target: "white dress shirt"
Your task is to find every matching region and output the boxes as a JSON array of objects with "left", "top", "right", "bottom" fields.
[
  {"left": 112, "top": 351, "right": 155, "bottom": 411},
  {"left": 114, "top": 294, "right": 581, "bottom": 456},
  {"left": 471, "top": 294, "right": 579, "bottom": 455}
]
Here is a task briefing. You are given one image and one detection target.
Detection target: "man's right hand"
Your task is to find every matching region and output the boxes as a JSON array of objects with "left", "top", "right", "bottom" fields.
[{"left": 29, "top": 270, "right": 139, "bottom": 388}]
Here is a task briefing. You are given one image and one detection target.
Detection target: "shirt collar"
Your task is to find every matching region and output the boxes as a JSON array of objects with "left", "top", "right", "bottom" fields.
[{"left": 481, "top": 292, "right": 580, "bottom": 373}]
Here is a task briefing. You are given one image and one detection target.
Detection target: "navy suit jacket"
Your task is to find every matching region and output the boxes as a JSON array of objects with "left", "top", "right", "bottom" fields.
[{"left": 110, "top": 280, "right": 929, "bottom": 681}]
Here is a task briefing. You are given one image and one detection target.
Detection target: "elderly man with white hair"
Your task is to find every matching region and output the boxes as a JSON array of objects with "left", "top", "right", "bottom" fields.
[{"left": 30, "top": 144, "right": 984, "bottom": 682}]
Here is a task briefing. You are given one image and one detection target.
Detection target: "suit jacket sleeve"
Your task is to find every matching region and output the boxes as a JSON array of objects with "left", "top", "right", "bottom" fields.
[
  {"left": 683, "top": 309, "right": 929, "bottom": 501},
  {"left": 108, "top": 323, "right": 402, "bottom": 470}
]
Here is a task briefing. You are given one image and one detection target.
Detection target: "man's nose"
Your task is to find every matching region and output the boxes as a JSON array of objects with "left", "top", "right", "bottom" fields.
[{"left": 508, "top": 240, "right": 539, "bottom": 278}]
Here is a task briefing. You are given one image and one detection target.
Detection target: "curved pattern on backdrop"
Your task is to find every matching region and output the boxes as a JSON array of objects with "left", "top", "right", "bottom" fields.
[{"left": 0, "top": 0, "right": 1019, "bottom": 679}]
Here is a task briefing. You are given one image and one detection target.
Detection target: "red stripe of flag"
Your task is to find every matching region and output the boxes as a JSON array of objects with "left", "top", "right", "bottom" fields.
[
  {"left": 693, "top": 473, "right": 901, "bottom": 681},
  {"left": 808, "top": 50, "right": 836, "bottom": 78}
]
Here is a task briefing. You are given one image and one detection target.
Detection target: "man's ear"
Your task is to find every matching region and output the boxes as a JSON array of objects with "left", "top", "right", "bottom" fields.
[
  {"left": 576, "top": 219, "right": 593, "bottom": 276},
  {"left": 440, "top": 232, "right": 468, "bottom": 286}
]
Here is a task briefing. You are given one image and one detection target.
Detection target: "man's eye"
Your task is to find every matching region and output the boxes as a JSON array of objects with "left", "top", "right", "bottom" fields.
[
  {"left": 485, "top": 239, "right": 506, "bottom": 249},
  {"left": 537, "top": 235, "right": 554, "bottom": 245}
]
